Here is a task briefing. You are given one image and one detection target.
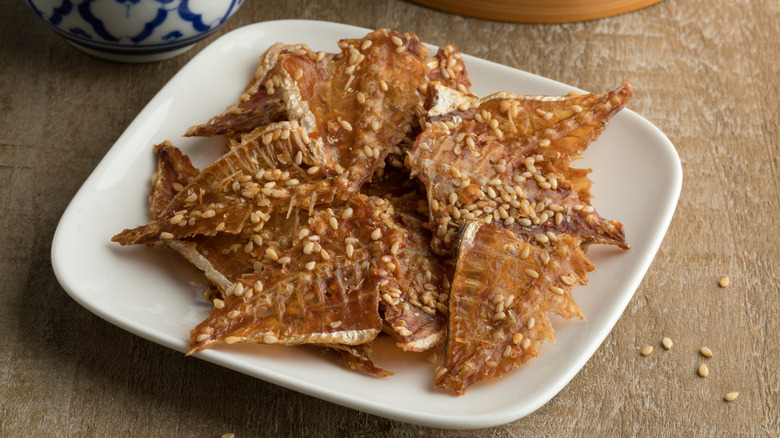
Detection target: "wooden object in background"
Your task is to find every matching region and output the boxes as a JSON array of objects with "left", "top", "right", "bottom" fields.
[{"left": 408, "top": 0, "right": 665, "bottom": 23}]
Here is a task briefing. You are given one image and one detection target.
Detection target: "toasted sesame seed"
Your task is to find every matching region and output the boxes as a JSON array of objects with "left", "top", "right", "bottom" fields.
[
  {"left": 527, "top": 317, "right": 536, "bottom": 329},
  {"left": 641, "top": 345, "right": 653, "bottom": 356},
  {"left": 221, "top": 433, "right": 235, "bottom": 438},
  {"left": 700, "top": 346, "right": 713, "bottom": 358},
  {"left": 339, "top": 119, "right": 353, "bottom": 131},
  {"left": 160, "top": 232, "right": 174, "bottom": 240},
  {"left": 328, "top": 217, "right": 339, "bottom": 230},
  {"left": 698, "top": 363, "right": 709, "bottom": 378},
  {"left": 196, "top": 334, "right": 210, "bottom": 342},
  {"left": 719, "top": 276, "right": 730, "bottom": 287},
  {"left": 724, "top": 392, "right": 739, "bottom": 402},
  {"left": 224, "top": 336, "right": 240, "bottom": 344},
  {"left": 320, "top": 249, "right": 331, "bottom": 261},
  {"left": 305, "top": 261, "right": 316, "bottom": 271},
  {"left": 277, "top": 256, "right": 291, "bottom": 265},
  {"left": 263, "top": 334, "right": 279, "bottom": 344},
  {"left": 265, "top": 248, "right": 279, "bottom": 261},
  {"left": 524, "top": 268, "right": 540, "bottom": 278},
  {"left": 512, "top": 333, "right": 523, "bottom": 345},
  {"left": 521, "top": 338, "right": 531, "bottom": 350},
  {"left": 213, "top": 299, "right": 225, "bottom": 309},
  {"left": 662, "top": 337, "right": 673, "bottom": 350},
  {"left": 184, "top": 193, "right": 198, "bottom": 203},
  {"left": 345, "top": 244, "right": 354, "bottom": 258},
  {"left": 371, "top": 228, "right": 382, "bottom": 240}
]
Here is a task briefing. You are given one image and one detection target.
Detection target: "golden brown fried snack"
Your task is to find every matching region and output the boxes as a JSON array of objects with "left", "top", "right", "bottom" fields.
[
  {"left": 188, "top": 195, "right": 396, "bottom": 353},
  {"left": 434, "top": 222, "right": 594, "bottom": 395},
  {"left": 185, "top": 43, "right": 300, "bottom": 141},
  {"left": 407, "top": 83, "right": 632, "bottom": 255}
]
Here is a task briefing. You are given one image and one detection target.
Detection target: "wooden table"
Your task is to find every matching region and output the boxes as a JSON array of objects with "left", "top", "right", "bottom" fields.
[{"left": 2, "top": 0, "right": 778, "bottom": 436}]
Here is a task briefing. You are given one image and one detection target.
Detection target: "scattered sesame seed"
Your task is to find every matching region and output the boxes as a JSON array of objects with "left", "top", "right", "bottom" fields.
[
  {"left": 700, "top": 346, "right": 713, "bottom": 358},
  {"left": 724, "top": 392, "right": 739, "bottom": 402},
  {"left": 371, "top": 228, "right": 382, "bottom": 240},
  {"left": 160, "top": 232, "right": 174, "bottom": 240},
  {"left": 719, "top": 276, "right": 730, "bottom": 288},
  {"left": 698, "top": 363, "right": 709, "bottom": 378},
  {"left": 641, "top": 345, "right": 653, "bottom": 356},
  {"left": 662, "top": 337, "right": 673, "bottom": 350}
]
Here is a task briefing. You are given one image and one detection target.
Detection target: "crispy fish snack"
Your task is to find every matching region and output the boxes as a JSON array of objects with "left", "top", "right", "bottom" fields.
[
  {"left": 150, "top": 142, "right": 394, "bottom": 375},
  {"left": 408, "top": 82, "right": 631, "bottom": 255},
  {"left": 188, "top": 195, "right": 395, "bottom": 353},
  {"left": 185, "top": 43, "right": 300, "bottom": 141},
  {"left": 112, "top": 28, "right": 632, "bottom": 392},
  {"left": 434, "top": 222, "right": 594, "bottom": 395}
]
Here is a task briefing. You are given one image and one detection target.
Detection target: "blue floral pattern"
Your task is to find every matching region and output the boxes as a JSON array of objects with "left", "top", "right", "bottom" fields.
[{"left": 26, "top": 0, "right": 242, "bottom": 55}]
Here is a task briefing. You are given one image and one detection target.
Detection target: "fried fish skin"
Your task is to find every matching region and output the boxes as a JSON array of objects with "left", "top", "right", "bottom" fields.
[
  {"left": 435, "top": 222, "right": 594, "bottom": 395},
  {"left": 408, "top": 82, "right": 632, "bottom": 256}
]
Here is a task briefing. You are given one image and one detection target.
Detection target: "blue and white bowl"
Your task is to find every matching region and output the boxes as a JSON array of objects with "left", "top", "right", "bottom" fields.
[{"left": 27, "top": 0, "right": 244, "bottom": 62}]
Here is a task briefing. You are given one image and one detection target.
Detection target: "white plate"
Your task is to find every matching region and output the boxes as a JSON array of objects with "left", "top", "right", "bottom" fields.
[{"left": 51, "top": 20, "right": 682, "bottom": 429}]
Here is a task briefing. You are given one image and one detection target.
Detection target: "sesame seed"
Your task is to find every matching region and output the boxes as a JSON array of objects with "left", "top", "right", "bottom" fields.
[
  {"left": 160, "top": 232, "right": 174, "bottom": 240},
  {"left": 196, "top": 334, "right": 210, "bottom": 342},
  {"left": 521, "top": 338, "right": 531, "bottom": 350},
  {"left": 329, "top": 217, "right": 339, "bottom": 230},
  {"left": 700, "top": 346, "right": 713, "bottom": 358},
  {"left": 662, "top": 337, "right": 673, "bottom": 350},
  {"left": 277, "top": 256, "right": 291, "bottom": 265},
  {"left": 320, "top": 249, "right": 330, "bottom": 261},
  {"left": 265, "top": 247, "right": 279, "bottom": 261},
  {"left": 371, "top": 228, "right": 382, "bottom": 240},
  {"left": 719, "top": 276, "right": 730, "bottom": 287},
  {"left": 213, "top": 299, "right": 225, "bottom": 309},
  {"left": 527, "top": 317, "right": 535, "bottom": 329},
  {"left": 512, "top": 333, "right": 523, "bottom": 344},
  {"left": 263, "top": 334, "right": 279, "bottom": 344},
  {"left": 550, "top": 286, "right": 564, "bottom": 296},
  {"left": 391, "top": 35, "right": 403, "bottom": 46},
  {"left": 698, "top": 363, "right": 709, "bottom": 378},
  {"left": 305, "top": 261, "right": 316, "bottom": 270},
  {"left": 340, "top": 119, "right": 353, "bottom": 131},
  {"left": 724, "top": 392, "right": 739, "bottom": 402},
  {"left": 224, "top": 336, "right": 240, "bottom": 344},
  {"left": 184, "top": 193, "right": 198, "bottom": 203},
  {"left": 346, "top": 244, "right": 354, "bottom": 258},
  {"left": 524, "top": 268, "right": 540, "bottom": 278},
  {"left": 221, "top": 433, "right": 235, "bottom": 438},
  {"left": 641, "top": 345, "right": 653, "bottom": 356}
]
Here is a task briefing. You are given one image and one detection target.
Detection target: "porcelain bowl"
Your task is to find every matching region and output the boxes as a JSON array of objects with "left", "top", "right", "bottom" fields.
[{"left": 26, "top": 0, "right": 244, "bottom": 62}]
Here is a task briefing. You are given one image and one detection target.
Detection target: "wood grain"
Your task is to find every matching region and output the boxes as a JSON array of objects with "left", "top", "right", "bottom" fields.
[{"left": 1, "top": 0, "right": 778, "bottom": 436}]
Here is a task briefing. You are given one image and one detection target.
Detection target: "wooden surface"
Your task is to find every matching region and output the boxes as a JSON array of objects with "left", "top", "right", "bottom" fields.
[{"left": 2, "top": 0, "right": 779, "bottom": 436}]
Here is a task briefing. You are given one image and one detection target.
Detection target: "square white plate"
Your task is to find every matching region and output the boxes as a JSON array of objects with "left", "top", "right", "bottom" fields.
[{"left": 51, "top": 20, "right": 682, "bottom": 429}]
